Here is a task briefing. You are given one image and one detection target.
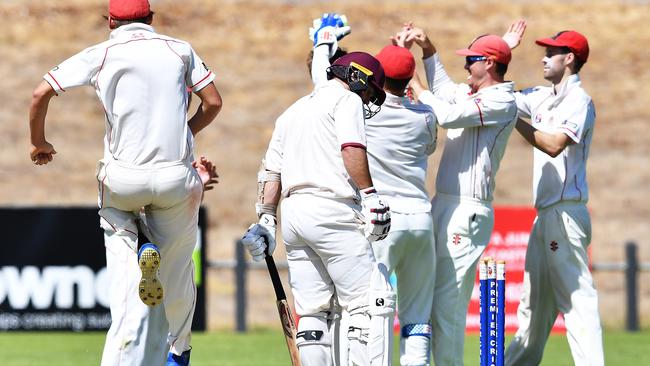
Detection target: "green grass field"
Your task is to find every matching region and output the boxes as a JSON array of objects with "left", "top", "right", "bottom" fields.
[{"left": 1, "top": 329, "right": 648, "bottom": 365}]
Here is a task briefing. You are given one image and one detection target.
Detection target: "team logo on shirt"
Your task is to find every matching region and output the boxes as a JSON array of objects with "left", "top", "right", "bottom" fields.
[
  {"left": 534, "top": 113, "right": 542, "bottom": 124},
  {"left": 562, "top": 120, "right": 578, "bottom": 129},
  {"left": 550, "top": 241, "right": 559, "bottom": 252},
  {"left": 452, "top": 233, "right": 461, "bottom": 245},
  {"left": 51, "top": 66, "right": 59, "bottom": 71}
]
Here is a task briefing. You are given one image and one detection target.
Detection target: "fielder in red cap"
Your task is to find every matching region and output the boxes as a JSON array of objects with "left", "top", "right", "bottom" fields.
[
  {"left": 397, "top": 23, "right": 519, "bottom": 365},
  {"left": 500, "top": 22, "right": 604, "bottom": 366},
  {"left": 108, "top": 0, "right": 151, "bottom": 22},
  {"left": 29, "top": 1, "right": 222, "bottom": 365},
  {"left": 366, "top": 43, "right": 439, "bottom": 366}
]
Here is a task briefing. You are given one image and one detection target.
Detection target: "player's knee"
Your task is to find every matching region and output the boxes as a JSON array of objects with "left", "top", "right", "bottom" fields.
[
  {"left": 297, "top": 313, "right": 331, "bottom": 347},
  {"left": 400, "top": 323, "right": 432, "bottom": 366},
  {"left": 297, "top": 313, "right": 332, "bottom": 366},
  {"left": 346, "top": 264, "right": 396, "bottom": 366}
]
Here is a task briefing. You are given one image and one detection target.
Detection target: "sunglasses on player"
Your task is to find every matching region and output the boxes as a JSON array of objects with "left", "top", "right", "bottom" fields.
[{"left": 465, "top": 55, "right": 488, "bottom": 65}]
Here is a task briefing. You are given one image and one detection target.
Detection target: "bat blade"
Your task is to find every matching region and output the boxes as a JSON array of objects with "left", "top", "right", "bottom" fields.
[
  {"left": 276, "top": 298, "right": 301, "bottom": 365},
  {"left": 264, "top": 247, "right": 302, "bottom": 366}
]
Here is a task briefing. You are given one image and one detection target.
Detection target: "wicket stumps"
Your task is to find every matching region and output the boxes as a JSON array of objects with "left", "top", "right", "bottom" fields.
[{"left": 479, "top": 258, "right": 506, "bottom": 366}]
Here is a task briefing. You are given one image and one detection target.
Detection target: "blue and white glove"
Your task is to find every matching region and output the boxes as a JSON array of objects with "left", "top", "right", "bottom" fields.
[
  {"left": 360, "top": 187, "right": 391, "bottom": 242},
  {"left": 309, "top": 13, "right": 351, "bottom": 43},
  {"left": 241, "top": 214, "right": 277, "bottom": 262},
  {"left": 309, "top": 13, "right": 351, "bottom": 58}
]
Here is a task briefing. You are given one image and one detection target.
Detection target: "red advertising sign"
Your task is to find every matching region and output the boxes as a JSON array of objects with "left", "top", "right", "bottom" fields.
[{"left": 465, "top": 206, "right": 565, "bottom": 333}]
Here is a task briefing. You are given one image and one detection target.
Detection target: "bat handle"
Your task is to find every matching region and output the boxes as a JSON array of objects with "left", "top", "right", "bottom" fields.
[{"left": 263, "top": 236, "right": 287, "bottom": 300}]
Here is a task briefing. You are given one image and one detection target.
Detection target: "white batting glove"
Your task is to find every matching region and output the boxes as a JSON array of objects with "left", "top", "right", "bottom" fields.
[
  {"left": 241, "top": 214, "right": 277, "bottom": 262},
  {"left": 360, "top": 187, "right": 391, "bottom": 242}
]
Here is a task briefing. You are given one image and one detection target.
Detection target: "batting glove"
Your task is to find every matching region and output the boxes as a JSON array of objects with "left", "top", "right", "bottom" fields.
[
  {"left": 241, "top": 214, "right": 277, "bottom": 262},
  {"left": 360, "top": 187, "right": 391, "bottom": 242}
]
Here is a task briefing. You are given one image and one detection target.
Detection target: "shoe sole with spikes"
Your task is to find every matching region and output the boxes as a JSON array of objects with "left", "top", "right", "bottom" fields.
[{"left": 138, "top": 245, "right": 164, "bottom": 307}]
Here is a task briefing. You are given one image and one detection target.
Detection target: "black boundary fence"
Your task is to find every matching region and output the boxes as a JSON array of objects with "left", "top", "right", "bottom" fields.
[
  {"left": 0, "top": 207, "right": 207, "bottom": 331},
  {"left": 213, "top": 240, "right": 649, "bottom": 332}
]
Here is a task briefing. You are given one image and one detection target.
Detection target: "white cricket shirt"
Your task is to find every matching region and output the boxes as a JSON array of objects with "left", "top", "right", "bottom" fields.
[
  {"left": 264, "top": 80, "right": 367, "bottom": 200},
  {"left": 420, "top": 54, "right": 518, "bottom": 202},
  {"left": 366, "top": 93, "right": 437, "bottom": 214},
  {"left": 515, "top": 74, "right": 595, "bottom": 209},
  {"left": 43, "top": 23, "right": 215, "bottom": 166}
]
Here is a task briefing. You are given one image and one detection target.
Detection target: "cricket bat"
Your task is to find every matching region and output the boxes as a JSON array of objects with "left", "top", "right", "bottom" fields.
[{"left": 264, "top": 248, "right": 302, "bottom": 366}]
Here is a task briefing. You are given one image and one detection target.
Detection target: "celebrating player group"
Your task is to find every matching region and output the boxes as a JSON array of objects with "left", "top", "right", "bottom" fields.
[{"left": 29, "top": 0, "right": 603, "bottom": 365}]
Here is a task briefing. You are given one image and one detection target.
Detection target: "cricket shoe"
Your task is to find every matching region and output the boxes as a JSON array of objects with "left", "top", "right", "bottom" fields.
[
  {"left": 166, "top": 349, "right": 191, "bottom": 366},
  {"left": 138, "top": 243, "right": 163, "bottom": 306}
]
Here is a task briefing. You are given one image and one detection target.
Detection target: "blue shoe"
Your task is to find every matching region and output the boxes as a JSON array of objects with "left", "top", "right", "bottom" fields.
[
  {"left": 167, "top": 349, "right": 191, "bottom": 366},
  {"left": 137, "top": 243, "right": 163, "bottom": 306}
]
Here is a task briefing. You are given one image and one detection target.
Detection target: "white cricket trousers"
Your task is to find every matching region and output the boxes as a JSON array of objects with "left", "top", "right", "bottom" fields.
[
  {"left": 97, "top": 158, "right": 203, "bottom": 365},
  {"left": 281, "top": 193, "right": 390, "bottom": 366},
  {"left": 430, "top": 193, "right": 493, "bottom": 366},
  {"left": 372, "top": 212, "right": 435, "bottom": 366},
  {"left": 505, "top": 202, "right": 604, "bottom": 366}
]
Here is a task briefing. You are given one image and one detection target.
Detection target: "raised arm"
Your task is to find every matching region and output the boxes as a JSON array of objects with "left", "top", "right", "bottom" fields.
[
  {"left": 502, "top": 19, "right": 527, "bottom": 50},
  {"left": 309, "top": 13, "right": 352, "bottom": 86}
]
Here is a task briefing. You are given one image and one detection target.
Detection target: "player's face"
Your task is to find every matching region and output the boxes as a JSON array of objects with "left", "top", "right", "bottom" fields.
[
  {"left": 542, "top": 47, "right": 569, "bottom": 84},
  {"left": 360, "top": 87, "right": 373, "bottom": 105},
  {"left": 464, "top": 56, "right": 488, "bottom": 93}
]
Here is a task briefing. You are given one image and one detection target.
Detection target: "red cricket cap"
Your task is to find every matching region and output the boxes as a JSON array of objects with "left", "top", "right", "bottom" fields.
[
  {"left": 375, "top": 45, "right": 415, "bottom": 80},
  {"left": 456, "top": 34, "right": 512, "bottom": 65},
  {"left": 536, "top": 30, "right": 589, "bottom": 63},
  {"left": 109, "top": 0, "right": 151, "bottom": 21}
]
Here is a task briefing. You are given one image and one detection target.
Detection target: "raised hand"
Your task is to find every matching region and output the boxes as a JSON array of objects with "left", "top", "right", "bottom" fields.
[
  {"left": 309, "top": 13, "right": 351, "bottom": 44},
  {"left": 502, "top": 19, "right": 527, "bottom": 50}
]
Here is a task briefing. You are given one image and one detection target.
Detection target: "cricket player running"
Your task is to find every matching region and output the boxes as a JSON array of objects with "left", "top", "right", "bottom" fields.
[
  {"left": 405, "top": 25, "right": 518, "bottom": 365},
  {"left": 241, "top": 17, "right": 395, "bottom": 366},
  {"left": 500, "top": 22, "right": 604, "bottom": 366},
  {"left": 28, "top": 0, "right": 222, "bottom": 365},
  {"left": 309, "top": 16, "right": 437, "bottom": 365},
  {"left": 128, "top": 156, "right": 220, "bottom": 366}
]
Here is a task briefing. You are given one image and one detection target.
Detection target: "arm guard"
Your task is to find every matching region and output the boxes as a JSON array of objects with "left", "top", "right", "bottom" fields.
[{"left": 256, "top": 162, "right": 281, "bottom": 218}]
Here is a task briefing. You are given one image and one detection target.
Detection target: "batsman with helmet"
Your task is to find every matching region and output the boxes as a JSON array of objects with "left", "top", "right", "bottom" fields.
[{"left": 241, "top": 16, "right": 396, "bottom": 366}]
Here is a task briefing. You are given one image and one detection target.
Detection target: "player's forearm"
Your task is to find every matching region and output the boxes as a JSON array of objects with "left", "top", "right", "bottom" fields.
[
  {"left": 341, "top": 146, "right": 373, "bottom": 190},
  {"left": 515, "top": 119, "right": 567, "bottom": 157},
  {"left": 424, "top": 54, "right": 454, "bottom": 95},
  {"left": 29, "top": 82, "right": 56, "bottom": 145},
  {"left": 419, "top": 38, "right": 436, "bottom": 59},
  {"left": 311, "top": 45, "right": 330, "bottom": 86},
  {"left": 263, "top": 181, "right": 282, "bottom": 207},
  {"left": 189, "top": 83, "right": 222, "bottom": 136}
]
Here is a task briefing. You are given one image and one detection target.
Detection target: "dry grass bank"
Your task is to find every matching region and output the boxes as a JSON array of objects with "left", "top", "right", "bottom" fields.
[{"left": 1, "top": 0, "right": 648, "bottom": 328}]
